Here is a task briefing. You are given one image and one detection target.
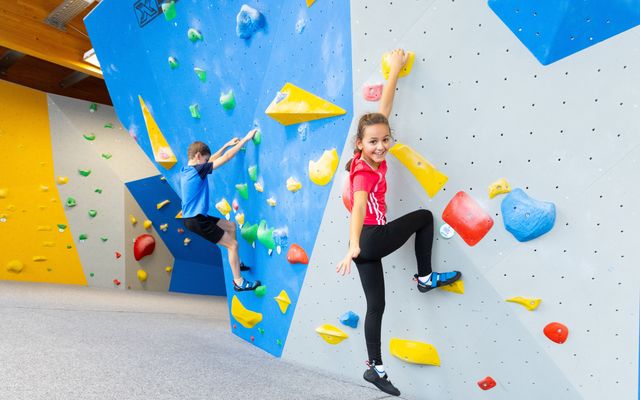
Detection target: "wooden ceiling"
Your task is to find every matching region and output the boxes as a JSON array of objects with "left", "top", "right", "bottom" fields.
[{"left": 0, "top": 1, "right": 112, "bottom": 105}]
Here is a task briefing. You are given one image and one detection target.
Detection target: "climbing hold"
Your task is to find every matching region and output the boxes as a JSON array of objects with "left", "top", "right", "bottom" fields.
[
  {"left": 363, "top": 83, "right": 383, "bottom": 101},
  {"left": 389, "top": 143, "right": 448, "bottom": 198},
  {"left": 506, "top": 296, "right": 541, "bottom": 311},
  {"left": 236, "top": 4, "right": 265, "bottom": 39},
  {"left": 32, "top": 256, "right": 47, "bottom": 262},
  {"left": 276, "top": 339, "right": 283, "bottom": 346},
  {"left": 183, "top": 237, "right": 191, "bottom": 246},
  {"left": 231, "top": 295, "right": 263, "bottom": 328},
  {"left": 104, "top": 122, "right": 113, "bottom": 129},
  {"left": 544, "top": 322, "right": 569, "bottom": 344},
  {"left": 101, "top": 153, "right": 112, "bottom": 160},
  {"left": 501, "top": 188, "right": 556, "bottom": 242},
  {"left": 254, "top": 285, "right": 267, "bottom": 297},
  {"left": 439, "top": 223, "right": 455, "bottom": 239},
  {"left": 257, "top": 220, "right": 275, "bottom": 249},
  {"left": 306, "top": 0, "right": 316, "bottom": 6},
  {"left": 215, "top": 198, "right": 232, "bottom": 218},
  {"left": 88, "top": 210, "right": 97, "bottom": 218},
  {"left": 389, "top": 338, "right": 441, "bottom": 366},
  {"left": 79, "top": 233, "right": 88, "bottom": 241},
  {"left": 0, "top": 188, "right": 7, "bottom": 198},
  {"left": 129, "top": 215, "right": 137, "bottom": 225},
  {"left": 39, "top": 185, "right": 49, "bottom": 192},
  {"left": 477, "top": 376, "right": 497, "bottom": 390},
  {"left": 439, "top": 279, "right": 464, "bottom": 294},
  {"left": 137, "top": 269, "right": 148, "bottom": 282},
  {"left": 286, "top": 244, "right": 309, "bottom": 264},
  {"left": 133, "top": 234, "right": 156, "bottom": 261},
  {"left": 488, "top": 177, "right": 511, "bottom": 199},
  {"left": 139, "top": 96, "right": 178, "bottom": 169},
  {"left": 235, "top": 183, "right": 249, "bottom": 200},
  {"left": 381, "top": 51, "right": 415, "bottom": 80},
  {"left": 6, "top": 260, "right": 24, "bottom": 273},
  {"left": 143, "top": 220, "right": 153, "bottom": 230},
  {"left": 297, "top": 123, "right": 309, "bottom": 141},
  {"left": 254, "top": 183, "right": 264, "bottom": 193},
  {"left": 42, "top": 241, "right": 55, "bottom": 247},
  {"left": 115, "top": 251, "right": 121, "bottom": 259},
  {"left": 234, "top": 212, "right": 245, "bottom": 227},
  {"left": 157, "top": 199, "right": 170, "bottom": 209},
  {"left": 189, "top": 103, "right": 201, "bottom": 119},
  {"left": 266, "top": 197, "right": 276, "bottom": 207},
  {"left": 295, "top": 17, "right": 305, "bottom": 34},
  {"left": 442, "top": 191, "right": 494, "bottom": 246},
  {"left": 90, "top": 272, "right": 94, "bottom": 277},
  {"left": 315, "top": 324, "right": 349, "bottom": 345},
  {"left": 78, "top": 169, "right": 91, "bottom": 177},
  {"left": 231, "top": 199, "right": 239, "bottom": 212},
  {"left": 273, "top": 229, "right": 289, "bottom": 256},
  {"left": 168, "top": 56, "right": 179, "bottom": 69},
  {"left": 339, "top": 311, "right": 359, "bottom": 328},
  {"left": 83, "top": 133, "right": 96, "bottom": 141},
  {"left": 113, "top": 279, "right": 121, "bottom": 286},
  {"left": 66, "top": 197, "right": 77, "bottom": 207},
  {"left": 175, "top": 211, "right": 183, "bottom": 219},
  {"left": 286, "top": 177, "right": 302, "bottom": 193},
  {"left": 177, "top": 228, "right": 184, "bottom": 233},
  {"left": 309, "top": 149, "right": 339, "bottom": 186},
  {"left": 274, "top": 290, "right": 291, "bottom": 314},
  {"left": 165, "top": 266, "right": 173, "bottom": 273},
  {"left": 194, "top": 67, "right": 206, "bottom": 82},
  {"left": 57, "top": 176, "right": 68, "bottom": 185},
  {"left": 159, "top": 224, "right": 168, "bottom": 231},
  {"left": 187, "top": 28, "right": 203, "bottom": 42},
  {"left": 94, "top": 188, "right": 102, "bottom": 194},
  {"left": 219, "top": 90, "right": 236, "bottom": 110},
  {"left": 258, "top": 328, "right": 265, "bottom": 335},
  {"left": 89, "top": 103, "right": 97, "bottom": 112},
  {"left": 241, "top": 223, "right": 258, "bottom": 244},
  {"left": 162, "top": 0, "right": 176, "bottom": 21},
  {"left": 252, "top": 129, "right": 261, "bottom": 145},
  {"left": 266, "top": 83, "right": 346, "bottom": 126},
  {"left": 100, "top": 237, "right": 108, "bottom": 242},
  {"left": 57, "top": 224, "right": 67, "bottom": 232},
  {"left": 248, "top": 165, "right": 258, "bottom": 182}
]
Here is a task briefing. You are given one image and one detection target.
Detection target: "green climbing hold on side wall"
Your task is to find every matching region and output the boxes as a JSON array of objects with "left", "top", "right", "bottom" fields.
[
  {"left": 188, "top": 28, "right": 203, "bottom": 42},
  {"left": 168, "top": 56, "right": 179, "bottom": 69},
  {"left": 66, "top": 198, "right": 77, "bottom": 207},
  {"left": 104, "top": 123, "right": 113, "bottom": 129},
  {"left": 241, "top": 223, "right": 258, "bottom": 244},
  {"left": 248, "top": 165, "right": 258, "bottom": 182},
  {"left": 88, "top": 210, "right": 97, "bottom": 218},
  {"left": 78, "top": 169, "right": 91, "bottom": 177},
  {"left": 79, "top": 234, "right": 88, "bottom": 241},
  {"left": 194, "top": 67, "right": 207, "bottom": 82},
  {"left": 189, "top": 104, "right": 201, "bottom": 119},
  {"left": 101, "top": 153, "right": 112, "bottom": 160},
  {"left": 95, "top": 188, "right": 102, "bottom": 194},
  {"left": 252, "top": 129, "right": 261, "bottom": 145},
  {"left": 219, "top": 90, "right": 236, "bottom": 110},
  {"left": 255, "top": 285, "right": 267, "bottom": 297},
  {"left": 235, "top": 183, "right": 249, "bottom": 200},
  {"left": 257, "top": 220, "right": 275, "bottom": 249},
  {"left": 83, "top": 133, "right": 96, "bottom": 141},
  {"left": 89, "top": 103, "right": 97, "bottom": 113},
  {"left": 162, "top": 1, "right": 176, "bottom": 21}
]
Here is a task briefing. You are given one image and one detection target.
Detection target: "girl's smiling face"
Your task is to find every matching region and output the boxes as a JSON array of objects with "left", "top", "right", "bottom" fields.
[{"left": 357, "top": 123, "right": 393, "bottom": 168}]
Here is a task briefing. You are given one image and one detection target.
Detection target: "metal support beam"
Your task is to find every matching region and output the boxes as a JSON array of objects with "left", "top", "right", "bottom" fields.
[
  {"left": 0, "top": 50, "right": 25, "bottom": 77},
  {"left": 59, "top": 71, "right": 89, "bottom": 88}
]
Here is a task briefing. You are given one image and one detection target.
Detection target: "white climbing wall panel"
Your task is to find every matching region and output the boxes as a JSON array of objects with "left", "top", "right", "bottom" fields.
[{"left": 283, "top": 1, "right": 640, "bottom": 399}]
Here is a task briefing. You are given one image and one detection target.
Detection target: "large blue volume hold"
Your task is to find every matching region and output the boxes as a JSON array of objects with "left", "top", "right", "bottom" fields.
[{"left": 501, "top": 188, "right": 556, "bottom": 242}]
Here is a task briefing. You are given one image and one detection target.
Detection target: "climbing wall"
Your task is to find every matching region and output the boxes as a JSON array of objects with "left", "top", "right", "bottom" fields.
[{"left": 283, "top": 1, "right": 640, "bottom": 400}]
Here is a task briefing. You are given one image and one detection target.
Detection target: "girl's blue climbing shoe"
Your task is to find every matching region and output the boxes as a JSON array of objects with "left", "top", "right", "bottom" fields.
[{"left": 415, "top": 271, "right": 461, "bottom": 293}]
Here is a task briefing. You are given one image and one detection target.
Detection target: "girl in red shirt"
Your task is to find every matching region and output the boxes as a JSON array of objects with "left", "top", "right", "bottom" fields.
[{"left": 337, "top": 49, "right": 461, "bottom": 396}]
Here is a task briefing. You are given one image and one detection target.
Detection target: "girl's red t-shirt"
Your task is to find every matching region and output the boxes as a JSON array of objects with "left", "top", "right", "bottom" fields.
[{"left": 349, "top": 152, "right": 387, "bottom": 225}]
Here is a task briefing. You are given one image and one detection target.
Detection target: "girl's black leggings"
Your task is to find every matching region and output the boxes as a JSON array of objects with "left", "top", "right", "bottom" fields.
[{"left": 354, "top": 209, "right": 434, "bottom": 365}]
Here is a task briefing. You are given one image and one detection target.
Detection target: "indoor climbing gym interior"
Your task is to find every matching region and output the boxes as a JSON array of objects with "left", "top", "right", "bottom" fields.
[{"left": 0, "top": 1, "right": 638, "bottom": 399}]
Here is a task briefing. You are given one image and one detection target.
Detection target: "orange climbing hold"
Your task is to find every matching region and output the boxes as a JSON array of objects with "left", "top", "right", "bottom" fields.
[
  {"left": 544, "top": 322, "right": 569, "bottom": 344},
  {"left": 133, "top": 234, "right": 155, "bottom": 261},
  {"left": 442, "top": 191, "right": 493, "bottom": 246},
  {"left": 287, "top": 244, "right": 309, "bottom": 264}
]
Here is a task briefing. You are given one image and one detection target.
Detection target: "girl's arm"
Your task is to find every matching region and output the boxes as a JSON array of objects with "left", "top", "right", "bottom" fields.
[
  {"left": 336, "top": 191, "right": 368, "bottom": 275},
  {"left": 379, "top": 49, "right": 408, "bottom": 119},
  {"left": 211, "top": 129, "right": 257, "bottom": 169}
]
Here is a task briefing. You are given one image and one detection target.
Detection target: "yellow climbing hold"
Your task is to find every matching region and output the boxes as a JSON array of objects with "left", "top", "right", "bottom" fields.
[
  {"left": 389, "top": 338, "right": 440, "bottom": 366},
  {"left": 129, "top": 215, "right": 138, "bottom": 226},
  {"left": 183, "top": 238, "right": 191, "bottom": 246},
  {"left": 382, "top": 51, "right": 415, "bottom": 80},
  {"left": 6, "top": 259, "right": 24, "bottom": 273},
  {"left": 274, "top": 290, "right": 291, "bottom": 314},
  {"left": 488, "top": 178, "right": 511, "bottom": 199},
  {"left": 157, "top": 199, "right": 170, "bottom": 209},
  {"left": 265, "top": 82, "right": 346, "bottom": 126},
  {"left": 439, "top": 279, "right": 464, "bottom": 294},
  {"left": 306, "top": 0, "right": 316, "bottom": 6},
  {"left": 235, "top": 212, "right": 245, "bottom": 227},
  {"left": 37, "top": 225, "right": 52, "bottom": 231},
  {"left": 139, "top": 96, "right": 178, "bottom": 169},
  {"left": 165, "top": 266, "right": 173, "bottom": 273},
  {"left": 266, "top": 197, "right": 277, "bottom": 207},
  {"left": 137, "top": 269, "right": 148, "bottom": 282},
  {"left": 215, "top": 198, "right": 231, "bottom": 217},
  {"left": 32, "top": 256, "right": 47, "bottom": 262},
  {"left": 39, "top": 185, "right": 49, "bottom": 192},
  {"left": 159, "top": 223, "right": 168, "bottom": 231},
  {"left": 309, "top": 149, "right": 339, "bottom": 186},
  {"left": 254, "top": 182, "right": 264, "bottom": 193},
  {"left": 231, "top": 295, "right": 263, "bottom": 328},
  {"left": 0, "top": 188, "right": 7, "bottom": 198},
  {"left": 315, "top": 324, "right": 348, "bottom": 345},
  {"left": 57, "top": 176, "right": 68, "bottom": 185},
  {"left": 175, "top": 210, "right": 183, "bottom": 219},
  {"left": 143, "top": 220, "right": 153, "bottom": 230},
  {"left": 42, "top": 241, "right": 55, "bottom": 247},
  {"left": 286, "top": 177, "right": 302, "bottom": 192},
  {"left": 506, "top": 296, "right": 541, "bottom": 311},
  {"left": 389, "top": 143, "right": 448, "bottom": 198}
]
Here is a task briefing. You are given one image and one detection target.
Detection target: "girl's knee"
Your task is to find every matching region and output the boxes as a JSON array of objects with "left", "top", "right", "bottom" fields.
[{"left": 418, "top": 209, "right": 433, "bottom": 222}]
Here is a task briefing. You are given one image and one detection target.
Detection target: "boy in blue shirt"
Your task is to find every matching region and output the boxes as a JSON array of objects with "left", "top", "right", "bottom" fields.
[{"left": 181, "top": 128, "right": 260, "bottom": 291}]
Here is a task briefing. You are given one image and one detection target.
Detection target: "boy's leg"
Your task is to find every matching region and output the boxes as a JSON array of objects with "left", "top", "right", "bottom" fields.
[{"left": 215, "top": 221, "right": 242, "bottom": 283}]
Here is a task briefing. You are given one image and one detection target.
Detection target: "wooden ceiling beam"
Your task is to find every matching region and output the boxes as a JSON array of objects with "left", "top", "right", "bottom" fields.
[{"left": 0, "top": 49, "right": 25, "bottom": 76}]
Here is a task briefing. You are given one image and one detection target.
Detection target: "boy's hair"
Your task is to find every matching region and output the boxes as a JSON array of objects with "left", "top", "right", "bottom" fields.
[{"left": 187, "top": 141, "right": 211, "bottom": 159}]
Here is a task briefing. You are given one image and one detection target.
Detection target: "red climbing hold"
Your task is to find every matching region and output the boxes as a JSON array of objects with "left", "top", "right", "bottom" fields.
[
  {"left": 250, "top": 335, "right": 255, "bottom": 342},
  {"left": 177, "top": 228, "right": 184, "bottom": 234},
  {"left": 544, "top": 322, "right": 569, "bottom": 344},
  {"left": 442, "top": 191, "right": 493, "bottom": 246},
  {"left": 287, "top": 244, "right": 309, "bottom": 264},
  {"left": 477, "top": 376, "right": 496, "bottom": 390},
  {"left": 115, "top": 251, "right": 122, "bottom": 259},
  {"left": 133, "top": 234, "right": 156, "bottom": 261},
  {"left": 233, "top": 324, "right": 237, "bottom": 329},
  {"left": 113, "top": 279, "right": 121, "bottom": 286}
]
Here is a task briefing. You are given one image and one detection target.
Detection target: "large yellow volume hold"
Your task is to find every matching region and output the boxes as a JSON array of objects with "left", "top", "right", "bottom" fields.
[
  {"left": 308, "top": 149, "right": 339, "bottom": 186},
  {"left": 389, "top": 143, "right": 448, "bottom": 198},
  {"left": 382, "top": 51, "right": 415, "bottom": 80},
  {"left": 506, "top": 296, "right": 541, "bottom": 311},
  {"left": 389, "top": 338, "right": 440, "bottom": 366},
  {"left": 315, "top": 324, "right": 348, "bottom": 345},
  {"left": 265, "top": 83, "right": 346, "bottom": 126},
  {"left": 439, "top": 279, "right": 464, "bottom": 294},
  {"left": 138, "top": 96, "right": 177, "bottom": 169},
  {"left": 231, "top": 295, "right": 263, "bottom": 328}
]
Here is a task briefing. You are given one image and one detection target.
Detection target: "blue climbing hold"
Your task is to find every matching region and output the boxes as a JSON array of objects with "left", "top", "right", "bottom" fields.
[
  {"left": 236, "top": 4, "right": 265, "bottom": 39},
  {"left": 501, "top": 188, "right": 556, "bottom": 242},
  {"left": 339, "top": 311, "right": 359, "bottom": 329}
]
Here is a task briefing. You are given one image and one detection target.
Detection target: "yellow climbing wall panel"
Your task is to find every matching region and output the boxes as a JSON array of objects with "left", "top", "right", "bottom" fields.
[
  {"left": 0, "top": 81, "right": 86, "bottom": 285},
  {"left": 138, "top": 96, "right": 178, "bottom": 169}
]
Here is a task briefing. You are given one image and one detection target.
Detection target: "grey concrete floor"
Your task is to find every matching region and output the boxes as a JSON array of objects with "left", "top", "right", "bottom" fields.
[{"left": 0, "top": 281, "right": 396, "bottom": 400}]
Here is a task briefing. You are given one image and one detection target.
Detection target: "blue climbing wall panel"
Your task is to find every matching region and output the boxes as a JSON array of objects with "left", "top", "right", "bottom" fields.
[
  {"left": 125, "top": 175, "right": 226, "bottom": 296},
  {"left": 85, "top": 1, "right": 353, "bottom": 356},
  {"left": 488, "top": 0, "right": 640, "bottom": 65}
]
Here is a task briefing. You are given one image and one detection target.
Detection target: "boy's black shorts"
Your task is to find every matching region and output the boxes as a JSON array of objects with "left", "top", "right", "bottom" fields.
[{"left": 183, "top": 214, "right": 224, "bottom": 244}]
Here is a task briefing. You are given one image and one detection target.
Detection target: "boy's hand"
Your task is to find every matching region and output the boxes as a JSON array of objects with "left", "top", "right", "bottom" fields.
[
  {"left": 388, "top": 48, "right": 408, "bottom": 75},
  {"left": 225, "top": 138, "right": 240, "bottom": 147},
  {"left": 244, "top": 128, "right": 258, "bottom": 141}
]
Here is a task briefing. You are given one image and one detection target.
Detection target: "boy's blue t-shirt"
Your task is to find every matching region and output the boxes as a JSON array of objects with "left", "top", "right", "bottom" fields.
[{"left": 180, "top": 162, "right": 214, "bottom": 218}]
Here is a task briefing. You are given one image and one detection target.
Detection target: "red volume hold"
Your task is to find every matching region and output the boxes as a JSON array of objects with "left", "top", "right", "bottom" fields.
[
  {"left": 287, "top": 244, "right": 309, "bottom": 264},
  {"left": 133, "top": 234, "right": 156, "bottom": 261},
  {"left": 477, "top": 376, "right": 496, "bottom": 390},
  {"left": 442, "top": 191, "right": 494, "bottom": 246},
  {"left": 544, "top": 322, "right": 569, "bottom": 344}
]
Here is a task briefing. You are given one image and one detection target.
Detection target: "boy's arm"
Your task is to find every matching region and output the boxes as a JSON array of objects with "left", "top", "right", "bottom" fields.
[
  {"left": 211, "top": 129, "right": 257, "bottom": 169},
  {"left": 379, "top": 49, "right": 408, "bottom": 119},
  {"left": 210, "top": 138, "right": 239, "bottom": 161}
]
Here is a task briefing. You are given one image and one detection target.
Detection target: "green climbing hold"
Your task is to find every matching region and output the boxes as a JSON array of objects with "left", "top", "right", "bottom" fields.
[
  {"left": 188, "top": 28, "right": 203, "bottom": 42},
  {"left": 79, "top": 234, "right": 88, "bottom": 241},
  {"left": 78, "top": 169, "right": 91, "bottom": 177},
  {"left": 235, "top": 183, "right": 249, "bottom": 200},
  {"left": 57, "top": 224, "right": 67, "bottom": 231},
  {"left": 254, "top": 285, "right": 267, "bottom": 297},
  {"left": 252, "top": 129, "right": 261, "bottom": 145},
  {"left": 83, "top": 133, "right": 96, "bottom": 141},
  {"left": 168, "top": 56, "right": 179, "bottom": 69},
  {"left": 194, "top": 67, "right": 207, "bottom": 82},
  {"left": 276, "top": 339, "right": 282, "bottom": 347},
  {"left": 88, "top": 210, "right": 97, "bottom": 218},
  {"left": 189, "top": 104, "right": 201, "bottom": 119},
  {"left": 94, "top": 188, "right": 102, "bottom": 194},
  {"left": 89, "top": 103, "right": 97, "bottom": 113},
  {"left": 219, "top": 90, "right": 236, "bottom": 110},
  {"left": 101, "top": 153, "right": 112, "bottom": 160},
  {"left": 257, "top": 220, "right": 275, "bottom": 250},
  {"left": 240, "top": 223, "right": 258, "bottom": 244},
  {"left": 104, "top": 123, "right": 113, "bottom": 129},
  {"left": 90, "top": 272, "right": 95, "bottom": 277},
  {"left": 100, "top": 237, "right": 108, "bottom": 242},
  {"left": 162, "top": 0, "right": 176, "bottom": 20},
  {"left": 258, "top": 328, "right": 265, "bottom": 335},
  {"left": 66, "top": 197, "right": 77, "bottom": 207},
  {"left": 248, "top": 165, "right": 258, "bottom": 182}
]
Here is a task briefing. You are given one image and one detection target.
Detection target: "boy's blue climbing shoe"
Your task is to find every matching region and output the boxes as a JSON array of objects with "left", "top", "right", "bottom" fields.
[
  {"left": 363, "top": 365, "right": 401, "bottom": 396},
  {"left": 415, "top": 271, "right": 461, "bottom": 293},
  {"left": 233, "top": 278, "right": 261, "bottom": 292}
]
